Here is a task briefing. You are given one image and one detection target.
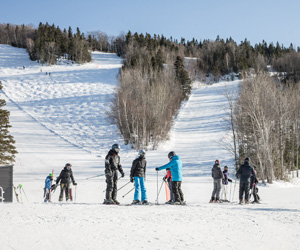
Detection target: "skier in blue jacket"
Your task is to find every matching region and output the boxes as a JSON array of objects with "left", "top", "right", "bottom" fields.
[
  {"left": 155, "top": 151, "right": 185, "bottom": 205},
  {"left": 44, "top": 173, "right": 53, "bottom": 202}
]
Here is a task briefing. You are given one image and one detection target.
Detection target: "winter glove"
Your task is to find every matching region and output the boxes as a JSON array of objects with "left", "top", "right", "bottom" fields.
[
  {"left": 130, "top": 177, "right": 134, "bottom": 183},
  {"left": 155, "top": 167, "right": 159, "bottom": 171},
  {"left": 73, "top": 183, "right": 77, "bottom": 186},
  {"left": 121, "top": 172, "right": 125, "bottom": 178},
  {"left": 228, "top": 179, "right": 233, "bottom": 183},
  {"left": 163, "top": 176, "right": 167, "bottom": 181}
]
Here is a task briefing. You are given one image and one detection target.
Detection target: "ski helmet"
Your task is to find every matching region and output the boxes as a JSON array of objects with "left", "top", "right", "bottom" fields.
[
  {"left": 138, "top": 149, "right": 146, "bottom": 157},
  {"left": 168, "top": 151, "right": 176, "bottom": 159},
  {"left": 65, "top": 163, "right": 72, "bottom": 168},
  {"left": 112, "top": 143, "right": 120, "bottom": 153},
  {"left": 49, "top": 173, "right": 53, "bottom": 177},
  {"left": 215, "top": 160, "right": 220, "bottom": 164},
  {"left": 224, "top": 166, "right": 228, "bottom": 170},
  {"left": 244, "top": 157, "right": 250, "bottom": 163}
]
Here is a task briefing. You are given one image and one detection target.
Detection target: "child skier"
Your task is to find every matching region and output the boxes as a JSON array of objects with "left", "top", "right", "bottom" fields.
[
  {"left": 56, "top": 163, "right": 77, "bottom": 202},
  {"left": 250, "top": 166, "right": 260, "bottom": 204},
  {"left": 130, "top": 149, "right": 149, "bottom": 205},
  {"left": 221, "top": 166, "right": 232, "bottom": 202},
  {"left": 44, "top": 173, "right": 53, "bottom": 202},
  {"left": 163, "top": 168, "right": 175, "bottom": 204},
  {"left": 210, "top": 160, "right": 224, "bottom": 203},
  {"left": 155, "top": 151, "right": 185, "bottom": 205}
]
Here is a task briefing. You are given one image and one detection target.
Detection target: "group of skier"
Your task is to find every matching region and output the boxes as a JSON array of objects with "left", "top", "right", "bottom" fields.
[
  {"left": 209, "top": 157, "right": 260, "bottom": 204},
  {"left": 44, "top": 143, "right": 260, "bottom": 205}
]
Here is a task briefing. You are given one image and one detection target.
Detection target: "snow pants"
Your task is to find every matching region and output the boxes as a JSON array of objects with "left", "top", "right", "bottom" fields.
[
  {"left": 59, "top": 183, "right": 70, "bottom": 201},
  {"left": 44, "top": 188, "right": 50, "bottom": 202},
  {"left": 105, "top": 170, "right": 118, "bottom": 201},
  {"left": 168, "top": 180, "right": 175, "bottom": 202},
  {"left": 134, "top": 177, "right": 147, "bottom": 201},
  {"left": 172, "top": 181, "right": 184, "bottom": 202},
  {"left": 211, "top": 179, "right": 222, "bottom": 200},
  {"left": 239, "top": 181, "right": 250, "bottom": 201}
]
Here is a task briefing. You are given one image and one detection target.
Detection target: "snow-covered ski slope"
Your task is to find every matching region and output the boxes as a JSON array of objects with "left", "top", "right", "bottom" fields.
[{"left": 0, "top": 44, "right": 299, "bottom": 250}]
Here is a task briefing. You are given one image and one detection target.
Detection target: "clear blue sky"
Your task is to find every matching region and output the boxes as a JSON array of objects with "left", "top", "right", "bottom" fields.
[{"left": 1, "top": 0, "right": 299, "bottom": 48}]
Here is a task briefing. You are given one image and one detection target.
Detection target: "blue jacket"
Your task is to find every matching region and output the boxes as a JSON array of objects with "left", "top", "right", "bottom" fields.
[
  {"left": 45, "top": 176, "right": 52, "bottom": 189},
  {"left": 158, "top": 155, "right": 182, "bottom": 181}
]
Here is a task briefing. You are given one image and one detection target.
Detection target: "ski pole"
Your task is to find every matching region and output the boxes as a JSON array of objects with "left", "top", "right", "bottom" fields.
[
  {"left": 122, "top": 187, "right": 135, "bottom": 198},
  {"left": 157, "top": 179, "right": 165, "bottom": 197},
  {"left": 86, "top": 174, "right": 105, "bottom": 180},
  {"left": 229, "top": 181, "right": 232, "bottom": 202},
  {"left": 231, "top": 179, "right": 237, "bottom": 202},
  {"left": 156, "top": 171, "right": 159, "bottom": 204},
  {"left": 75, "top": 185, "right": 77, "bottom": 202},
  {"left": 21, "top": 187, "right": 29, "bottom": 202},
  {"left": 117, "top": 181, "right": 131, "bottom": 191}
]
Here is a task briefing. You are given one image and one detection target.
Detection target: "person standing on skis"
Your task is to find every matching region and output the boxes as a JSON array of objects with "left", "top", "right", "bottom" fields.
[
  {"left": 250, "top": 166, "right": 260, "bottom": 203},
  {"left": 163, "top": 168, "right": 174, "bottom": 204},
  {"left": 210, "top": 160, "right": 224, "bottom": 203},
  {"left": 56, "top": 163, "right": 77, "bottom": 202},
  {"left": 44, "top": 173, "right": 53, "bottom": 202},
  {"left": 222, "top": 166, "right": 232, "bottom": 201},
  {"left": 104, "top": 144, "right": 125, "bottom": 205},
  {"left": 155, "top": 151, "right": 185, "bottom": 205},
  {"left": 236, "top": 157, "right": 256, "bottom": 204},
  {"left": 130, "top": 149, "right": 149, "bottom": 205}
]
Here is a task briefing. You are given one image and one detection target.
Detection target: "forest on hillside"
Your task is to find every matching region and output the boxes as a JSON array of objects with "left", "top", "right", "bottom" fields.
[{"left": 1, "top": 22, "right": 300, "bottom": 181}]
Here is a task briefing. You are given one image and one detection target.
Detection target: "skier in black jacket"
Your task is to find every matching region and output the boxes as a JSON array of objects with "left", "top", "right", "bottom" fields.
[
  {"left": 56, "top": 163, "right": 77, "bottom": 202},
  {"left": 236, "top": 157, "right": 256, "bottom": 204},
  {"left": 103, "top": 144, "right": 125, "bottom": 205},
  {"left": 130, "top": 149, "right": 148, "bottom": 205}
]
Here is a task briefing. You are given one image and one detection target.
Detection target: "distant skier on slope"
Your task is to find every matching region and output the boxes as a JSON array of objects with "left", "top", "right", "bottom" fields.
[
  {"left": 56, "top": 163, "right": 77, "bottom": 202},
  {"left": 210, "top": 160, "right": 224, "bottom": 203},
  {"left": 44, "top": 173, "right": 54, "bottom": 202},
  {"left": 155, "top": 151, "right": 185, "bottom": 205},
  {"left": 130, "top": 149, "right": 149, "bottom": 205},
  {"left": 221, "top": 166, "right": 232, "bottom": 202},
  {"left": 236, "top": 157, "right": 256, "bottom": 204},
  {"left": 103, "top": 144, "right": 125, "bottom": 205}
]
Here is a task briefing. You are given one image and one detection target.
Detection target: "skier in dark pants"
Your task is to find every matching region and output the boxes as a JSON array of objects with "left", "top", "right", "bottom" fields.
[
  {"left": 130, "top": 149, "right": 148, "bottom": 205},
  {"left": 155, "top": 151, "right": 185, "bottom": 205},
  {"left": 236, "top": 157, "right": 256, "bottom": 204},
  {"left": 250, "top": 166, "right": 260, "bottom": 204},
  {"left": 210, "top": 160, "right": 224, "bottom": 203},
  {"left": 104, "top": 144, "right": 125, "bottom": 205},
  {"left": 56, "top": 163, "right": 77, "bottom": 202}
]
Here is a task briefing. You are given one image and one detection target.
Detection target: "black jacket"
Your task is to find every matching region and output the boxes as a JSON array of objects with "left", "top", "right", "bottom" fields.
[
  {"left": 236, "top": 162, "right": 256, "bottom": 182},
  {"left": 105, "top": 149, "right": 124, "bottom": 176},
  {"left": 56, "top": 167, "right": 76, "bottom": 184},
  {"left": 212, "top": 164, "right": 224, "bottom": 180},
  {"left": 130, "top": 156, "right": 146, "bottom": 178}
]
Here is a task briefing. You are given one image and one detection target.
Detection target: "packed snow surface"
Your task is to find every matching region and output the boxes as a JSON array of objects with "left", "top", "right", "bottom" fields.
[{"left": 0, "top": 45, "right": 299, "bottom": 250}]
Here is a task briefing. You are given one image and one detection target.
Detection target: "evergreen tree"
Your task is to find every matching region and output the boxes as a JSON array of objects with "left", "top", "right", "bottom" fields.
[{"left": 0, "top": 81, "right": 17, "bottom": 164}]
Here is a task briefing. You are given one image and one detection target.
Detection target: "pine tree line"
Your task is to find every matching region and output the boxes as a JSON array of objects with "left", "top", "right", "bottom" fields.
[{"left": 0, "top": 81, "right": 17, "bottom": 164}]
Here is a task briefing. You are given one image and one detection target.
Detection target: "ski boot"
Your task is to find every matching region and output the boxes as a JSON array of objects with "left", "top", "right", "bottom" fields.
[
  {"left": 245, "top": 199, "right": 249, "bottom": 204},
  {"left": 172, "top": 201, "right": 181, "bottom": 205},
  {"left": 239, "top": 199, "right": 244, "bottom": 205},
  {"left": 142, "top": 200, "right": 150, "bottom": 205},
  {"left": 165, "top": 200, "right": 173, "bottom": 204},
  {"left": 113, "top": 199, "right": 120, "bottom": 205},
  {"left": 103, "top": 199, "right": 115, "bottom": 205},
  {"left": 131, "top": 200, "right": 141, "bottom": 205},
  {"left": 209, "top": 197, "right": 215, "bottom": 203}
]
